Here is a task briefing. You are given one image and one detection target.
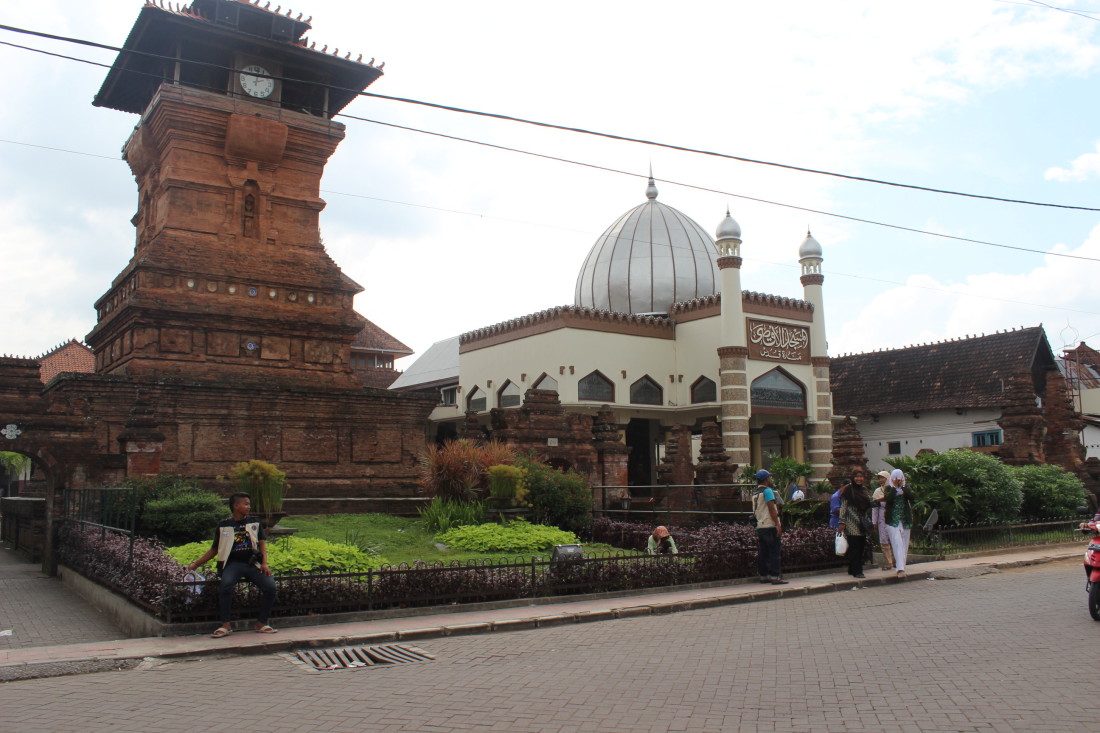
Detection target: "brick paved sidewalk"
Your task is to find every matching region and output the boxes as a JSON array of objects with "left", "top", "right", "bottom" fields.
[
  {"left": 0, "top": 543, "right": 1079, "bottom": 681},
  {"left": 0, "top": 545, "right": 122, "bottom": 652}
]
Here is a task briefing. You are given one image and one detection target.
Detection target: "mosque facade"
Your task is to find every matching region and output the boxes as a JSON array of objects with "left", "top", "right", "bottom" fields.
[{"left": 394, "top": 177, "right": 835, "bottom": 485}]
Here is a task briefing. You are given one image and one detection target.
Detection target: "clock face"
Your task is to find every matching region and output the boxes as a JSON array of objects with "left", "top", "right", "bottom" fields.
[{"left": 240, "top": 65, "right": 275, "bottom": 99}]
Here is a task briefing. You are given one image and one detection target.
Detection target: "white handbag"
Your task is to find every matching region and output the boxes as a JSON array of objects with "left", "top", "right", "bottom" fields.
[{"left": 834, "top": 533, "right": 849, "bottom": 556}]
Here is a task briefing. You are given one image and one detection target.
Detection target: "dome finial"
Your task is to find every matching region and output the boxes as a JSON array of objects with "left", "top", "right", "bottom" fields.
[{"left": 646, "top": 165, "right": 658, "bottom": 200}]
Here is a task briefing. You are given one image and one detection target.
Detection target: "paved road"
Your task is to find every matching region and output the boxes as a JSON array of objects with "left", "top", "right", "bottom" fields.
[{"left": 0, "top": 560, "right": 1092, "bottom": 732}]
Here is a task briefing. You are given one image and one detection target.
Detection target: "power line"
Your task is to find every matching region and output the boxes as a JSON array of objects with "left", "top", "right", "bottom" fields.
[
  {"left": 341, "top": 114, "right": 1100, "bottom": 264},
  {"left": 3, "top": 124, "right": 1100, "bottom": 265},
  {"left": 2, "top": 21, "right": 1100, "bottom": 213},
  {"left": 1, "top": 135, "right": 1097, "bottom": 321}
]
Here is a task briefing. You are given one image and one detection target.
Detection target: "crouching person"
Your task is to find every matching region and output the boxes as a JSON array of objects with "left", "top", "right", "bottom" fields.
[{"left": 185, "top": 492, "right": 277, "bottom": 638}]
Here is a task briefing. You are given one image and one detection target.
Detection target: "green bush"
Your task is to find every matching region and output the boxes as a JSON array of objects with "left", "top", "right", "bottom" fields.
[
  {"left": 889, "top": 450, "right": 1022, "bottom": 524},
  {"left": 781, "top": 499, "right": 828, "bottom": 527},
  {"left": 437, "top": 520, "right": 578, "bottom": 554},
  {"left": 488, "top": 464, "right": 527, "bottom": 503},
  {"left": 418, "top": 497, "right": 487, "bottom": 534},
  {"left": 166, "top": 536, "right": 389, "bottom": 573},
  {"left": 141, "top": 491, "right": 230, "bottom": 545},
  {"left": 1012, "top": 464, "right": 1087, "bottom": 519},
  {"left": 517, "top": 455, "right": 593, "bottom": 535}
]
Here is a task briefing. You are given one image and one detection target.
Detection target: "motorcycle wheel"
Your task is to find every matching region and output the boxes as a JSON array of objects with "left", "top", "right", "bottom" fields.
[{"left": 1090, "top": 580, "right": 1100, "bottom": 621}]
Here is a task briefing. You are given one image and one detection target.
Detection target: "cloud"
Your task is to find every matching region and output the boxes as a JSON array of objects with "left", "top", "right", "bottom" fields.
[
  {"left": 833, "top": 223, "right": 1100, "bottom": 356},
  {"left": 1046, "top": 143, "right": 1100, "bottom": 182}
]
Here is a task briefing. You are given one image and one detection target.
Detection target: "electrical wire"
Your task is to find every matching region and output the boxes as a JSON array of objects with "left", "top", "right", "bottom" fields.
[
  {"left": 2, "top": 20, "right": 1100, "bottom": 212},
  {"left": 341, "top": 114, "right": 1100, "bottom": 264}
]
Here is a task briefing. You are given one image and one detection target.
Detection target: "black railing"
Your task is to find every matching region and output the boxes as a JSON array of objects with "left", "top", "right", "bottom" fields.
[
  {"left": 160, "top": 547, "right": 847, "bottom": 624},
  {"left": 911, "top": 517, "right": 1082, "bottom": 559},
  {"left": 61, "top": 487, "right": 138, "bottom": 564},
  {"left": 593, "top": 483, "right": 757, "bottom": 524}
]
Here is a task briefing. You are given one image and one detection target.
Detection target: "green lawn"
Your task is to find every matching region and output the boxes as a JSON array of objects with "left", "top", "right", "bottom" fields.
[{"left": 278, "top": 513, "right": 629, "bottom": 565}]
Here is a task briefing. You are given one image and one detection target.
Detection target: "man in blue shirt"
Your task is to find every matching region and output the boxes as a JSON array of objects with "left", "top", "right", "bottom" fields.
[{"left": 753, "top": 469, "right": 787, "bottom": 585}]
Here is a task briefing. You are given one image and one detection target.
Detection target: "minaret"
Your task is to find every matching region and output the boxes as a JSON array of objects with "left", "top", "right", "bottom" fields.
[
  {"left": 715, "top": 209, "right": 751, "bottom": 470},
  {"left": 799, "top": 230, "right": 833, "bottom": 481}
]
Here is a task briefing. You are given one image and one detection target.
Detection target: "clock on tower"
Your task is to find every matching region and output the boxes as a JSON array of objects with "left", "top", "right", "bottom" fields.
[{"left": 88, "top": 0, "right": 386, "bottom": 387}]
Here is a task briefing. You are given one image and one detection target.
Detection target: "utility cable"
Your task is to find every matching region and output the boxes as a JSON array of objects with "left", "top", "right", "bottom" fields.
[{"left": 2, "top": 21, "right": 1100, "bottom": 212}]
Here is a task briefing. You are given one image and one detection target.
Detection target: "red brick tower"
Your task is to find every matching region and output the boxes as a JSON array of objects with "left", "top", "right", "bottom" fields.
[{"left": 87, "top": 0, "right": 383, "bottom": 388}]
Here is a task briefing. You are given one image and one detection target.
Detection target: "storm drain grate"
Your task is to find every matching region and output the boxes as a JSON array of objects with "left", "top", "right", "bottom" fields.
[{"left": 290, "top": 644, "right": 435, "bottom": 671}]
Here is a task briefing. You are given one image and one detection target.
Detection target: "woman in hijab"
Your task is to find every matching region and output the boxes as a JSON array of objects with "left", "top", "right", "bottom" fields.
[
  {"left": 883, "top": 468, "right": 915, "bottom": 577},
  {"left": 838, "top": 471, "right": 872, "bottom": 578}
]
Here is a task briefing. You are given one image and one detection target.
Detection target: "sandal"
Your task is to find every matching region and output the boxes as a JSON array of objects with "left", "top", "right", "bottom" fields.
[
  {"left": 211, "top": 627, "right": 232, "bottom": 639},
  {"left": 255, "top": 625, "right": 278, "bottom": 634}
]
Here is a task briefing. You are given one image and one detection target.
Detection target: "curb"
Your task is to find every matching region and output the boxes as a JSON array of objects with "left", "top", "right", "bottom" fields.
[{"left": 1, "top": 551, "right": 1078, "bottom": 682}]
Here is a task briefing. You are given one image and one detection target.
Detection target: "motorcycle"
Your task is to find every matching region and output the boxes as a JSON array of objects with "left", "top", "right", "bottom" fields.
[{"left": 1078, "top": 507, "right": 1100, "bottom": 621}]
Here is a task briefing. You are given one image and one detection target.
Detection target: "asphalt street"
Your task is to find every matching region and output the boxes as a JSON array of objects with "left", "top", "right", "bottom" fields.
[{"left": 0, "top": 559, "right": 1091, "bottom": 732}]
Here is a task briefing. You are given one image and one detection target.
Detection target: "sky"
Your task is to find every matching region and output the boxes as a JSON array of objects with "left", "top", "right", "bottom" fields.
[{"left": 2, "top": 0, "right": 1100, "bottom": 367}]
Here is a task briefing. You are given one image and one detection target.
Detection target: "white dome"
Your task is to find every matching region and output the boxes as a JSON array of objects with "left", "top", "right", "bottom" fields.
[
  {"left": 715, "top": 209, "right": 741, "bottom": 241},
  {"left": 799, "top": 231, "right": 823, "bottom": 259},
  {"left": 575, "top": 177, "right": 719, "bottom": 315}
]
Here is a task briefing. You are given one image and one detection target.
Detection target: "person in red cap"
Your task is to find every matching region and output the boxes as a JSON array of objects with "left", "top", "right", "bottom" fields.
[{"left": 647, "top": 525, "right": 679, "bottom": 555}]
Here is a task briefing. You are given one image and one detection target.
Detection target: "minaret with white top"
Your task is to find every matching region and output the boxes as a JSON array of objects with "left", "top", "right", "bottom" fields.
[
  {"left": 798, "top": 230, "right": 833, "bottom": 480},
  {"left": 715, "top": 209, "right": 751, "bottom": 469}
]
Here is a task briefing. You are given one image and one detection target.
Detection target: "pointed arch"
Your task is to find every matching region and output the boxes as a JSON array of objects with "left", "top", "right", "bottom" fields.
[
  {"left": 629, "top": 375, "right": 662, "bottom": 405},
  {"left": 532, "top": 373, "right": 558, "bottom": 392},
  {"left": 690, "top": 375, "right": 717, "bottom": 404},
  {"left": 467, "top": 386, "right": 487, "bottom": 412},
  {"left": 498, "top": 380, "right": 522, "bottom": 408},
  {"left": 578, "top": 370, "right": 614, "bottom": 402},
  {"left": 750, "top": 367, "right": 807, "bottom": 416}
]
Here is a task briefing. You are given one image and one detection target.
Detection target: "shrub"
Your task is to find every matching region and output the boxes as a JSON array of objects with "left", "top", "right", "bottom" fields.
[
  {"left": 1012, "top": 463, "right": 1087, "bottom": 519},
  {"left": 226, "top": 460, "right": 288, "bottom": 515},
  {"left": 142, "top": 491, "right": 230, "bottom": 545},
  {"left": 166, "top": 536, "right": 389, "bottom": 573},
  {"left": 437, "top": 520, "right": 579, "bottom": 554},
  {"left": 418, "top": 497, "right": 487, "bottom": 534},
  {"left": 419, "top": 439, "right": 517, "bottom": 501},
  {"left": 889, "top": 450, "right": 1022, "bottom": 524},
  {"left": 517, "top": 454, "right": 593, "bottom": 535},
  {"left": 58, "top": 523, "right": 189, "bottom": 612},
  {"left": 781, "top": 499, "right": 828, "bottom": 527},
  {"left": 589, "top": 516, "right": 686, "bottom": 551},
  {"left": 488, "top": 464, "right": 527, "bottom": 503},
  {"left": 765, "top": 454, "right": 814, "bottom": 495}
]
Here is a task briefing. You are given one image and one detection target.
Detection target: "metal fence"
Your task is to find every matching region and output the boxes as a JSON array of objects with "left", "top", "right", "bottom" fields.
[
  {"left": 61, "top": 487, "right": 138, "bottom": 564},
  {"left": 160, "top": 547, "right": 847, "bottom": 624},
  {"left": 592, "top": 483, "right": 757, "bottom": 524},
  {"left": 911, "top": 517, "right": 1082, "bottom": 559}
]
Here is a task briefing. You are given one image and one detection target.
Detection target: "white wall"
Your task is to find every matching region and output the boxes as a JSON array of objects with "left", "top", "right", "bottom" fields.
[
  {"left": 854, "top": 407, "right": 1003, "bottom": 469},
  {"left": 459, "top": 313, "right": 822, "bottom": 423}
]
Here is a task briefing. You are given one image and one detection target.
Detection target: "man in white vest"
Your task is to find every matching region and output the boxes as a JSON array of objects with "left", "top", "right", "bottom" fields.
[{"left": 186, "top": 492, "right": 277, "bottom": 638}]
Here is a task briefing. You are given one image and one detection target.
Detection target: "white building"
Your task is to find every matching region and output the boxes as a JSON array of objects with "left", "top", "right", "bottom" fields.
[{"left": 393, "top": 177, "right": 834, "bottom": 483}]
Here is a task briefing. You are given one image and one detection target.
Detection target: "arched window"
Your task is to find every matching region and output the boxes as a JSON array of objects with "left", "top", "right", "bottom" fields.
[
  {"left": 533, "top": 374, "right": 558, "bottom": 392},
  {"left": 467, "top": 386, "right": 486, "bottom": 412},
  {"left": 498, "top": 380, "right": 522, "bottom": 408},
  {"left": 630, "top": 375, "right": 662, "bottom": 405},
  {"left": 691, "top": 376, "right": 717, "bottom": 404},
  {"left": 750, "top": 369, "right": 806, "bottom": 414},
  {"left": 578, "top": 370, "right": 614, "bottom": 402}
]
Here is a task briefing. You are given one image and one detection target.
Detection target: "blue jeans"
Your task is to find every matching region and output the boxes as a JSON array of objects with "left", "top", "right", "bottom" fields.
[
  {"left": 756, "top": 527, "right": 782, "bottom": 579},
  {"left": 219, "top": 561, "right": 277, "bottom": 625}
]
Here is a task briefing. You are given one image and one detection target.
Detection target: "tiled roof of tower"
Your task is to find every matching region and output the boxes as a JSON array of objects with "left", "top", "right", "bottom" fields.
[
  {"left": 37, "top": 340, "right": 95, "bottom": 383},
  {"left": 830, "top": 326, "right": 1054, "bottom": 415},
  {"left": 351, "top": 317, "right": 413, "bottom": 356}
]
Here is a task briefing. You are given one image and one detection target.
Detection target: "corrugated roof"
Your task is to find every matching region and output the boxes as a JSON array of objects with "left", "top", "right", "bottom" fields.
[
  {"left": 831, "top": 326, "right": 1053, "bottom": 415},
  {"left": 389, "top": 337, "right": 459, "bottom": 391}
]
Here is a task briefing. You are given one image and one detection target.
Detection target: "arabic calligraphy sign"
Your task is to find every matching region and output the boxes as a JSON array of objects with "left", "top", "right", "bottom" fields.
[{"left": 746, "top": 319, "right": 810, "bottom": 364}]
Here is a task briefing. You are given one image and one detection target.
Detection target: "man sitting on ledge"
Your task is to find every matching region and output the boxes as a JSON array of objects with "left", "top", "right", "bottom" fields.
[{"left": 186, "top": 492, "right": 278, "bottom": 638}]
